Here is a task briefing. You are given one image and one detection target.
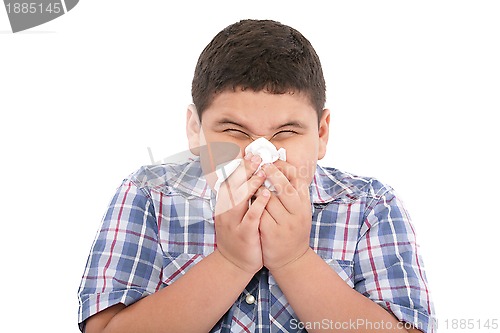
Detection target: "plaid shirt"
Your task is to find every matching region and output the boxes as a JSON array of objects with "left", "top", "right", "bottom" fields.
[{"left": 78, "top": 158, "right": 436, "bottom": 332}]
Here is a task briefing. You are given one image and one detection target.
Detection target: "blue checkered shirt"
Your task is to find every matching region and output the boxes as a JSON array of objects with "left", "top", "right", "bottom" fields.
[{"left": 77, "top": 158, "right": 436, "bottom": 332}]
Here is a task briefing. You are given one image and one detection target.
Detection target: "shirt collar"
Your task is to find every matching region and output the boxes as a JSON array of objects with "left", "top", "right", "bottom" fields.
[
  {"left": 164, "top": 159, "right": 359, "bottom": 205},
  {"left": 309, "top": 164, "right": 359, "bottom": 204},
  {"left": 167, "top": 158, "right": 213, "bottom": 200}
]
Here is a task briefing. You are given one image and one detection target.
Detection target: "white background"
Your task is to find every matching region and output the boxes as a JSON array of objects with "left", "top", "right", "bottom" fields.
[{"left": 1, "top": 1, "right": 499, "bottom": 332}]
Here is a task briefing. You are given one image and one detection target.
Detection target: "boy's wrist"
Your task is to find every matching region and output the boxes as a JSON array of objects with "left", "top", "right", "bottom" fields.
[
  {"left": 267, "top": 247, "right": 313, "bottom": 275},
  {"left": 213, "top": 248, "right": 261, "bottom": 277}
]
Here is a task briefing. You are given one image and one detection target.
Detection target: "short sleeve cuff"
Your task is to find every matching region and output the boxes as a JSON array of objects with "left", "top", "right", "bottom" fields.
[
  {"left": 382, "top": 302, "right": 437, "bottom": 333},
  {"left": 78, "top": 289, "right": 150, "bottom": 332}
]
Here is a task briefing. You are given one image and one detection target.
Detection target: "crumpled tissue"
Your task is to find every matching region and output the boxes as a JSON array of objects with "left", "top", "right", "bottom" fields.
[{"left": 213, "top": 138, "right": 286, "bottom": 194}]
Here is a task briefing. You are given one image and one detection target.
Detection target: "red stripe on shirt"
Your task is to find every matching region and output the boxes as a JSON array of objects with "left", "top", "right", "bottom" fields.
[
  {"left": 155, "top": 270, "right": 164, "bottom": 292},
  {"left": 232, "top": 316, "right": 252, "bottom": 333},
  {"left": 164, "top": 254, "right": 201, "bottom": 284},
  {"left": 200, "top": 183, "right": 208, "bottom": 198},
  {"left": 313, "top": 174, "right": 324, "bottom": 202},
  {"left": 386, "top": 301, "right": 393, "bottom": 314},
  {"left": 157, "top": 192, "right": 163, "bottom": 232},
  {"left": 273, "top": 302, "right": 290, "bottom": 322},
  {"left": 96, "top": 293, "right": 101, "bottom": 312},
  {"left": 365, "top": 220, "right": 383, "bottom": 300},
  {"left": 342, "top": 203, "right": 352, "bottom": 260}
]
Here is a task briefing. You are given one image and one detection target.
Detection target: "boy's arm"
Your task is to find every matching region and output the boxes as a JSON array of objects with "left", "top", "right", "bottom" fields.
[
  {"left": 269, "top": 249, "right": 423, "bottom": 333},
  {"left": 91, "top": 257, "right": 424, "bottom": 333},
  {"left": 84, "top": 156, "right": 269, "bottom": 333},
  {"left": 86, "top": 249, "right": 255, "bottom": 333},
  {"left": 260, "top": 162, "right": 432, "bottom": 333}
]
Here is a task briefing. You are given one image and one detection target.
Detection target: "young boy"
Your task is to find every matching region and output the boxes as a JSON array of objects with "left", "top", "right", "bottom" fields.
[{"left": 78, "top": 19, "right": 435, "bottom": 332}]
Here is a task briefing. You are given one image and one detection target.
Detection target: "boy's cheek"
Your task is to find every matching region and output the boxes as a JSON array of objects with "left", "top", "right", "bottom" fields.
[
  {"left": 203, "top": 133, "right": 249, "bottom": 156},
  {"left": 198, "top": 141, "right": 242, "bottom": 190}
]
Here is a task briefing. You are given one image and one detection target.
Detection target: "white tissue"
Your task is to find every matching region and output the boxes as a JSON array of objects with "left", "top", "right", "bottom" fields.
[
  {"left": 213, "top": 138, "right": 286, "bottom": 196},
  {"left": 245, "top": 138, "right": 286, "bottom": 190},
  {"left": 213, "top": 158, "right": 242, "bottom": 194},
  {"left": 245, "top": 137, "right": 287, "bottom": 170}
]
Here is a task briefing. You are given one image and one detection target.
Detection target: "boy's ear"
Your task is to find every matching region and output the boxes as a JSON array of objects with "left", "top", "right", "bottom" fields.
[
  {"left": 317, "top": 108, "right": 330, "bottom": 160},
  {"left": 186, "top": 104, "right": 201, "bottom": 156}
]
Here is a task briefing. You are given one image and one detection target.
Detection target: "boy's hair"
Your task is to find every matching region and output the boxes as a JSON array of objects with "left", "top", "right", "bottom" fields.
[{"left": 191, "top": 19, "right": 326, "bottom": 122}]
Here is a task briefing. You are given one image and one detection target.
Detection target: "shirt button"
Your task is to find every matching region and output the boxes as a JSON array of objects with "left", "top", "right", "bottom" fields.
[{"left": 245, "top": 294, "right": 256, "bottom": 305}]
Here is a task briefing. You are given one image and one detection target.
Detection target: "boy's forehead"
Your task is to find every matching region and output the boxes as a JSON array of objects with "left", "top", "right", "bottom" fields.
[{"left": 203, "top": 90, "right": 317, "bottom": 127}]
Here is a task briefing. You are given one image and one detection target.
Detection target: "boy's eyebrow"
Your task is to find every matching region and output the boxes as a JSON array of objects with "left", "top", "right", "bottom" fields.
[
  {"left": 216, "top": 118, "right": 247, "bottom": 128},
  {"left": 275, "top": 121, "right": 305, "bottom": 129},
  {"left": 215, "top": 118, "right": 306, "bottom": 130}
]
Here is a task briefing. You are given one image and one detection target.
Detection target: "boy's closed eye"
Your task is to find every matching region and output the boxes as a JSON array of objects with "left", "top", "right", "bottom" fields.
[
  {"left": 223, "top": 128, "right": 299, "bottom": 141},
  {"left": 271, "top": 130, "right": 299, "bottom": 140},
  {"left": 223, "top": 128, "right": 252, "bottom": 139}
]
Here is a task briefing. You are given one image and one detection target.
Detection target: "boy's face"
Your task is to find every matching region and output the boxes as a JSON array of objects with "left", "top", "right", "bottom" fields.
[{"left": 187, "top": 89, "right": 330, "bottom": 188}]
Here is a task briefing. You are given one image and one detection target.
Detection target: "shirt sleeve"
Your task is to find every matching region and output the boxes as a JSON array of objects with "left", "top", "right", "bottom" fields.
[
  {"left": 354, "top": 186, "right": 436, "bottom": 333},
  {"left": 77, "top": 179, "right": 164, "bottom": 332}
]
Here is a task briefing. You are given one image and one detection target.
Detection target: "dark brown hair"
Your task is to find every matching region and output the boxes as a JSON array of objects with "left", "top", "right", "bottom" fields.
[{"left": 191, "top": 19, "right": 326, "bottom": 122}]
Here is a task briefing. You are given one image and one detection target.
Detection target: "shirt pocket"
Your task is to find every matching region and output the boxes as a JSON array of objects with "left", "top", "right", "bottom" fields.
[{"left": 161, "top": 252, "right": 205, "bottom": 285}]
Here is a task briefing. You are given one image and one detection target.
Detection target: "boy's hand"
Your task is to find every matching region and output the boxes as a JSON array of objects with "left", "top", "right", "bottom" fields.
[
  {"left": 214, "top": 153, "right": 270, "bottom": 274},
  {"left": 259, "top": 161, "right": 312, "bottom": 271}
]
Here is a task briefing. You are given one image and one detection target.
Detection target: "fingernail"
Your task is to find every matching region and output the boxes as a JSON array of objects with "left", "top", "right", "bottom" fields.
[
  {"left": 257, "top": 170, "right": 266, "bottom": 177},
  {"left": 244, "top": 152, "right": 253, "bottom": 160},
  {"left": 251, "top": 155, "right": 261, "bottom": 164},
  {"left": 262, "top": 189, "right": 270, "bottom": 197}
]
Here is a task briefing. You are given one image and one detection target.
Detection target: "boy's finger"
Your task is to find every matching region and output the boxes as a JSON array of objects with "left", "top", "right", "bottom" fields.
[
  {"left": 217, "top": 168, "right": 267, "bottom": 214},
  {"left": 235, "top": 169, "right": 267, "bottom": 203},
  {"left": 263, "top": 194, "right": 288, "bottom": 224},
  {"left": 225, "top": 153, "right": 262, "bottom": 189},
  {"left": 259, "top": 207, "right": 278, "bottom": 235},
  {"left": 272, "top": 160, "right": 310, "bottom": 198},
  {"left": 271, "top": 160, "right": 297, "bottom": 184},
  {"left": 261, "top": 163, "right": 299, "bottom": 212},
  {"left": 241, "top": 188, "right": 271, "bottom": 227}
]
